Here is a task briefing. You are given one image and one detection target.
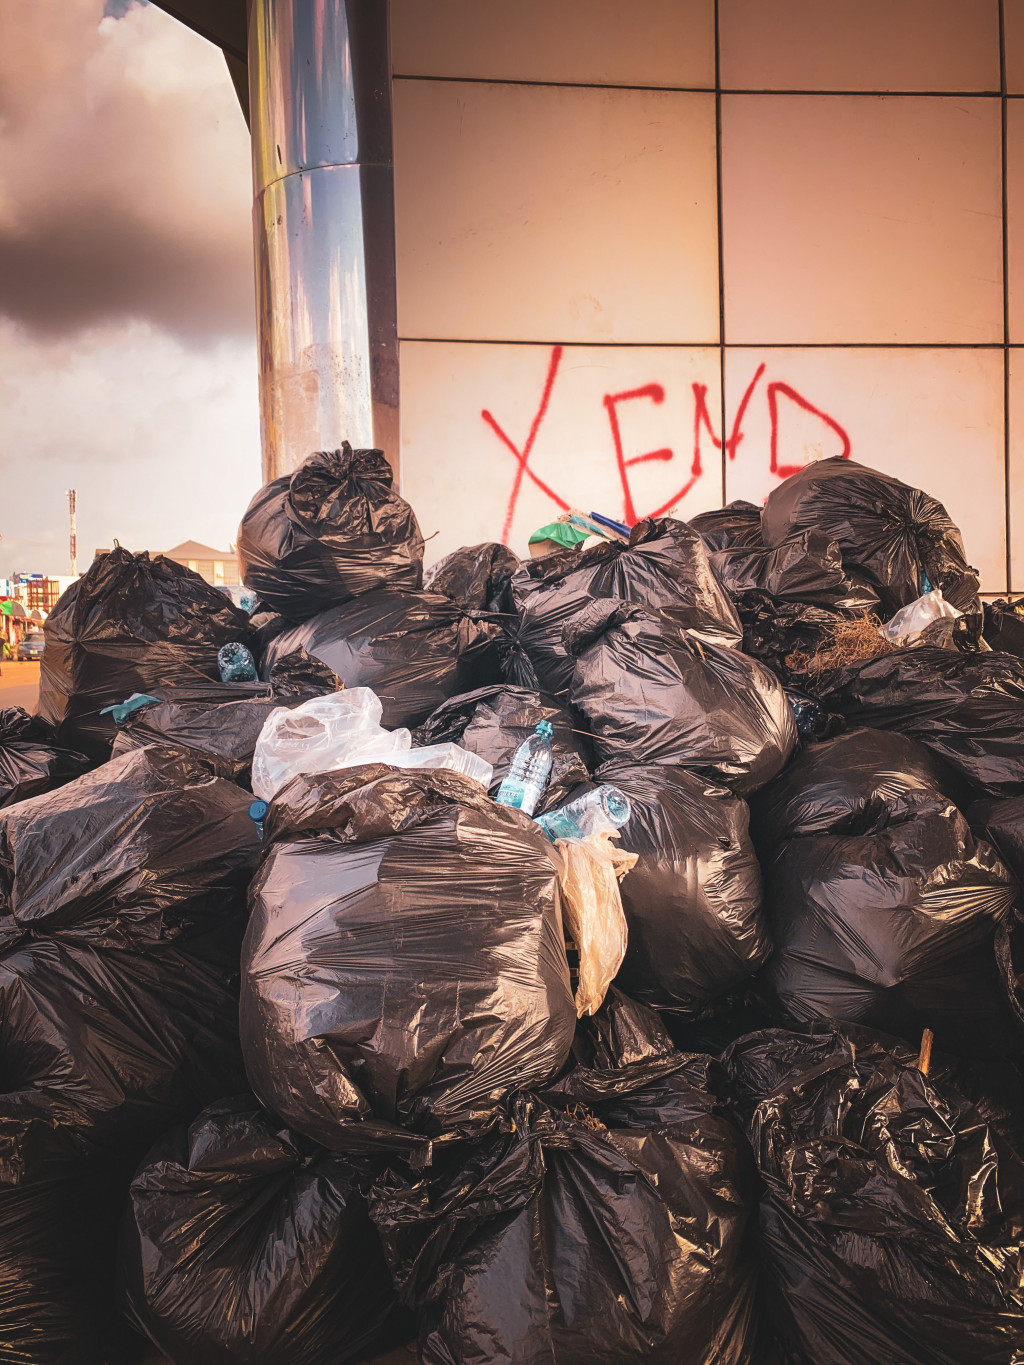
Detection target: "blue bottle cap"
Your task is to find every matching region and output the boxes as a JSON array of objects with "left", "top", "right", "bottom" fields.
[
  {"left": 248, "top": 799, "right": 269, "bottom": 823},
  {"left": 536, "top": 720, "right": 554, "bottom": 739}
]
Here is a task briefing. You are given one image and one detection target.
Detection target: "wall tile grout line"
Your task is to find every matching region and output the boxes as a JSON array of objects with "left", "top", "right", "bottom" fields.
[
  {"left": 399, "top": 338, "right": 1012, "bottom": 350},
  {"left": 714, "top": 0, "right": 728, "bottom": 505},
  {"left": 392, "top": 73, "right": 1011, "bottom": 100}
]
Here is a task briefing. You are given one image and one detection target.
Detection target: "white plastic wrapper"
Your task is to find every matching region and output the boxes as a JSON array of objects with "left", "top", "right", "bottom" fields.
[
  {"left": 555, "top": 831, "right": 636, "bottom": 1018},
  {"left": 252, "top": 688, "right": 491, "bottom": 800},
  {"left": 882, "top": 589, "right": 961, "bottom": 648}
]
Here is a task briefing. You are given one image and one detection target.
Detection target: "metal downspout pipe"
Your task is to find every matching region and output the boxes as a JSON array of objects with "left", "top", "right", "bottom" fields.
[{"left": 248, "top": 0, "right": 398, "bottom": 481}]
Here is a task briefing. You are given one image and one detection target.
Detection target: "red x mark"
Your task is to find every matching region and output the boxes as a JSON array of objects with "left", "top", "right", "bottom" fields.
[{"left": 481, "top": 345, "right": 569, "bottom": 544}]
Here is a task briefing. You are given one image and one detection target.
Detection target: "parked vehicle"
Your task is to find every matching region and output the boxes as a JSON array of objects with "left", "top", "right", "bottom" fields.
[{"left": 16, "top": 632, "right": 45, "bottom": 661}]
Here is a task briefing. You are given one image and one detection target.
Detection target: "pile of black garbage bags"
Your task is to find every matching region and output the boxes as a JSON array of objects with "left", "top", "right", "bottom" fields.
[{"left": 3, "top": 446, "right": 1024, "bottom": 1365}]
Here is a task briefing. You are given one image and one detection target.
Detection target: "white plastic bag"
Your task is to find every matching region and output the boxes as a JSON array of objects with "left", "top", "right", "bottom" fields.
[
  {"left": 882, "top": 589, "right": 961, "bottom": 648},
  {"left": 251, "top": 688, "right": 492, "bottom": 800},
  {"left": 555, "top": 832, "right": 636, "bottom": 1018},
  {"left": 387, "top": 742, "right": 493, "bottom": 787},
  {"left": 251, "top": 689, "right": 408, "bottom": 799}
]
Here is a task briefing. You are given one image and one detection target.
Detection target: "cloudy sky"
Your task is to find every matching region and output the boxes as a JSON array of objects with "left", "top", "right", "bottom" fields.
[{"left": 0, "top": 0, "right": 259, "bottom": 577}]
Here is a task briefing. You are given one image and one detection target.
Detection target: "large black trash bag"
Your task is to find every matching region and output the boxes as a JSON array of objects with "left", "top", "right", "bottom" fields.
[
  {"left": 984, "top": 596, "right": 1024, "bottom": 657},
  {"left": 413, "top": 684, "right": 591, "bottom": 813},
  {"left": 565, "top": 600, "right": 796, "bottom": 795},
  {"left": 709, "top": 528, "right": 880, "bottom": 614},
  {"left": 813, "top": 645, "right": 1024, "bottom": 797},
  {"left": 0, "top": 745, "right": 259, "bottom": 951},
  {"left": 594, "top": 762, "right": 768, "bottom": 1015},
  {"left": 237, "top": 445, "right": 424, "bottom": 620},
  {"left": 369, "top": 993, "right": 759, "bottom": 1365},
  {"left": 689, "top": 500, "right": 764, "bottom": 552},
  {"left": 969, "top": 793, "right": 1024, "bottom": 885},
  {"left": 241, "top": 765, "right": 575, "bottom": 1151},
  {"left": 0, "top": 749, "right": 260, "bottom": 1365},
  {"left": 510, "top": 516, "right": 743, "bottom": 697},
  {"left": 753, "top": 744, "right": 1019, "bottom": 1053},
  {"left": 0, "top": 706, "right": 90, "bottom": 808},
  {"left": 424, "top": 541, "right": 520, "bottom": 613},
  {"left": 751, "top": 726, "right": 965, "bottom": 849},
  {"left": 109, "top": 662, "right": 339, "bottom": 785},
  {"left": 1, "top": 1156, "right": 141, "bottom": 1365},
  {"left": 118, "top": 1096, "right": 408, "bottom": 1365},
  {"left": 721, "top": 1026, "right": 1024, "bottom": 1365},
  {"left": 0, "top": 748, "right": 259, "bottom": 1147},
  {"left": 109, "top": 689, "right": 289, "bottom": 784},
  {"left": 759, "top": 456, "right": 981, "bottom": 615},
  {"left": 262, "top": 588, "right": 504, "bottom": 729},
  {"left": 37, "top": 546, "right": 254, "bottom": 760}
]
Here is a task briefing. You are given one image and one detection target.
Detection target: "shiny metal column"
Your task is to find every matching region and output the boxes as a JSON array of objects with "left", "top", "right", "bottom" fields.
[{"left": 249, "top": 0, "right": 398, "bottom": 481}]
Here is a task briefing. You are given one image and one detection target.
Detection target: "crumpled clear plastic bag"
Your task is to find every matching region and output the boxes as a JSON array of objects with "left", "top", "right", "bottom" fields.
[
  {"left": 882, "top": 587, "right": 960, "bottom": 647},
  {"left": 555, "top": 831, "right": 636, "bottom": 1017},
  {"left": 251, "top": 687, "right": 492, "bottom": 801}
]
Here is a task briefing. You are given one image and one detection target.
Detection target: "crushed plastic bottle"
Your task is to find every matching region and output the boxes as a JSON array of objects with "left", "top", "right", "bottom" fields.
[
  {"left": 218, "top": 641, "right": 259, "bottom": 683},
  {"left": 537, "top": 785, "right": 631, "bottom": 841},
  {"left": 495, "top": 720, "right": 554, "bottom": 816}
]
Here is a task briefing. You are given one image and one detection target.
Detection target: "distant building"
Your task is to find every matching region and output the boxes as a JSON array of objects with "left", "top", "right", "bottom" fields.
[
  {"left": 163, "top": 541, "right": 240, "bottom": 587},
  {"left": 0, "top": 574, "right": 78, "bottom": 646}
]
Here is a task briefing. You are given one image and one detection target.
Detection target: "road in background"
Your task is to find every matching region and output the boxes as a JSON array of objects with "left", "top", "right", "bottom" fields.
[{"left": 0, "top": 662, "right": 41, "bottom": 712}]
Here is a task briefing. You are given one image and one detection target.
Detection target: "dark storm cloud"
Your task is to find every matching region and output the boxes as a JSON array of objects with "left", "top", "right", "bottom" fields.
[
  {"left": 0, "top": 204, "right": 254, "bottom": 340},
  {"left": 0, "top": 0, "right": 253, "bottom": 343}
]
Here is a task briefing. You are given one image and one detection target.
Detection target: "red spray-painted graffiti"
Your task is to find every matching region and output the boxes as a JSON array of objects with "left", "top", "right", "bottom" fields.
[{"left": 481, "top": 346, "right": 852, "bottom": 541}]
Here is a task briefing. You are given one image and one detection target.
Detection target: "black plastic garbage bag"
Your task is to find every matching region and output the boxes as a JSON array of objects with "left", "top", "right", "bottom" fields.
[
  {"left": 424, "top": 541, "right": 520, "bottom": 614},
  {"left": 565, "top": 601, "right": 796, "bottom": 795},
  {"left": 1, "top": 1157, "right": 141, "bottom": 1365},
  {"left": 0, "top": 748, "right": 259, "bottom": 1147},
  {"left": 109, "top": 690, "right": 287, "bottom": 784},
  {"left": 510, "top": 516, "right": 742, "bottom": 697},
  {"left": 37, "top": 546, "right": 253, "bottom": 760},
  {"left": 237, "top": 445, "right": 424, "bottom": 621},
  {"left": 118, "top": 1096, "right": 407, "bottom": 1365},
  {"left": 108, "top": 666, "right": 338, "bottom": 785},
  {"left": 710, "top": 528, "right": 879, "bottom": 614},
  {"left": 413, "top": 685, "right": 590, "bottom": 813},
  {"left": 984, "top": 597, "right": 1024, "bottom": 657},
  {"left": 0, "top": 745, "right": 260, "bottom": 949},
  {"left": 721, "top": 1026, "right": 1024, "bottom": 1365},
  {"left": 969, "top": 793, "right": 1024, "bottom": 886},
  {"left": 0, "top": 706, "right": 90, "bottom": 809},
  {"left": 369, "top": 994, "right": 759, "bottom": 1365},
  {"left": 0, "top": 748, "right": 259, "bottom": 1365},
  {"left": 241, "top": 765, "right": 575, "bottom": 1151},
  {"left": 755, "top": 794, "right": 1019, "bottom": 1055},
  {"left": 689, "top": 500, "right": 764, "bottom": 552},
  {"left": 759, "top": 456, "right": 981, "bottom": 616},
  {"left": 594, "top": 763, "right": 768, "bottom": 1015},
  {"left": 262, "top": 588, "right": 504, "bottom": 729},
  {"left": 814, "top": 646, "right": 1024, "bottom": 797},
  {"left": 751, "top": 727, "right": 965, "bottom": 849}
]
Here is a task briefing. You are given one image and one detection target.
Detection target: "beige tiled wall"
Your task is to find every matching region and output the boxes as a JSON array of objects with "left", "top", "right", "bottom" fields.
[{"left": 392, "top": 0, "right": 1019, "bottom": 593}]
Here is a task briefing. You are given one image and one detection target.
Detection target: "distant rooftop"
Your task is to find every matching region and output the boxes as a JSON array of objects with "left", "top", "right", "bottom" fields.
[{"left": 164, "top": 540, "right": 236, "bottom": 561}]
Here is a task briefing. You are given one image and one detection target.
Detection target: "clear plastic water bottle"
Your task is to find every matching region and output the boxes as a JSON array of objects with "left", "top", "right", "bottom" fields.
[
  {"left": 218, "top": 641, "right": 258, "bottom": 683},
  {"left": 536, "top": 785, "right": 631, "bottom": 842},
  {"left": 495, "top": 721, "right": 555, "bottom": 816}
]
